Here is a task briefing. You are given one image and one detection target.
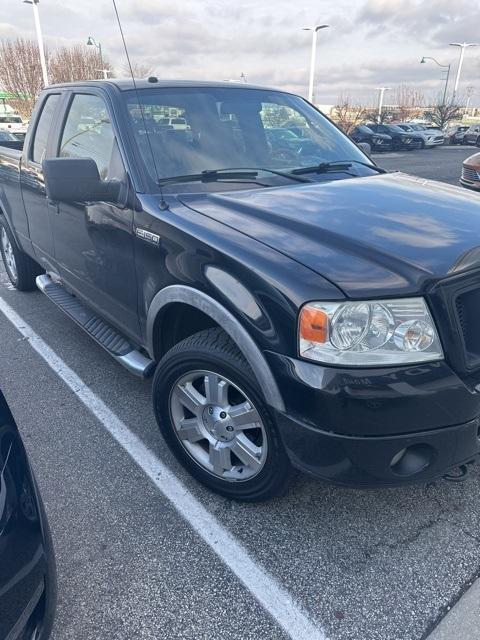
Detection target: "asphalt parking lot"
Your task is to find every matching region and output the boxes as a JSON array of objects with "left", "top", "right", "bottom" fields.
[
  {"left": 1, "top": 145, "right": 480, "bottom": 640},
  {"left": 373, "top": 144, "right": 477, "bottom": 186}
]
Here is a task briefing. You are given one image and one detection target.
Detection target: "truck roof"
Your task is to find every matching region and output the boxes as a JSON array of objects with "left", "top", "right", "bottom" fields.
[{"left": 46, "top": 78, "right": 284, "bottom": 93}]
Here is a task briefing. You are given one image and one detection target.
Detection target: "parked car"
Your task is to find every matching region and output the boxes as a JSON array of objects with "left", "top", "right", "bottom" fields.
[
  {"left": 0, "top": 389, "right": 56, "bottom": 639},
  {"left": 350, "top": 125, "right": 393, "bottom": 151},
  {"left": 397, "top": 123, "right": 444, "bottom": 148},
  {"left": 460, "top": 152, "right": 480, "bottom": 191},
  {"left": 444, "top": 124, "right": 469, "bottom": 145},
  {"left": 155, "top": 116, "right": 188, "bottom": 130},
  {"left": 4, "top": 80, "right": 480, "bottom": 500},
  {"left": 367, "top": 123, "right": 423, "bottom": 150},
  {"left": 0, "top": 114, "right": 27, "bottom": 139},
  {"left": 463, "top": 124, "right": 480, "bottom": 147}
]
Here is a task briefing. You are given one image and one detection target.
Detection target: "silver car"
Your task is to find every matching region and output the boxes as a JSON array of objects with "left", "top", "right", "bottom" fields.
[{"left": 397, "top": 123, "right": 444, "bottom": 148}]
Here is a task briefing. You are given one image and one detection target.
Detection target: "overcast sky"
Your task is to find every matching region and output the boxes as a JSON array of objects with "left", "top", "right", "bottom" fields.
[{"left": 1, "top": 0, "right": 479, "bottom": 106}]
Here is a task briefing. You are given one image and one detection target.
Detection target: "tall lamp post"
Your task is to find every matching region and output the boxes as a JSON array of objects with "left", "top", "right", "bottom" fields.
[
  {"left": 86, "top": 36, "right": 104, "bottom": 67},
  {"left": 420, "top": 56, "right": 450, "bottom": 105},
  {"left": 449, "top": 42, "right": 478, "bottom": 102},
  {"left": 23, "top": 0, "right": 48, "bottom": 86},
  {"left": 302, "top": 25, "right": 329, "bottom": 103},
  {"left": 376, "top": 87, "right": 391, "bottom": 123}
]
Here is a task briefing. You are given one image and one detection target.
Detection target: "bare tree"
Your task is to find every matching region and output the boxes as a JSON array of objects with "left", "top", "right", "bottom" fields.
[
  {"left": 0, "top": 38, "right": 46, "bottom": 117},
  {"left": 425, "top": 102, "right": 462, "bottom": 129},
  {"left": 49, "top": 45, "right": 114, "bottom": 83},
  {"left": 122, "top": 62, "right": 153, "bottom": 78},
  {"left": 394, "top": 85, "right": 425, "bottom": 122},
  {"left": 332, "top": 94, "right": 367, "bottom": 135}
]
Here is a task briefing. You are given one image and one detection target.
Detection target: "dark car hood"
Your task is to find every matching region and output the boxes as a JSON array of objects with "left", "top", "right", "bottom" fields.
[{"left": 177, "top": 172, "right": 480, "bottom": 297}]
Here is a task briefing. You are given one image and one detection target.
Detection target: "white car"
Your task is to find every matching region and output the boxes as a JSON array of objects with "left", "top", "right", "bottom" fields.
[
  {"left": 0, "top": 114, "right": 28, "bottom": 138},
  {"left": 397, "top": 123, "right": 444, "bottom": 148}
]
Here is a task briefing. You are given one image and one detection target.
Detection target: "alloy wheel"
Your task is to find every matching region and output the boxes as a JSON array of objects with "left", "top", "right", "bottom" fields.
[
  {"left": 1, "top": 227, "right": 17, "bottom": 282},
  {"left": 169, "top": 370, "right": 268, "bottom": 481}
]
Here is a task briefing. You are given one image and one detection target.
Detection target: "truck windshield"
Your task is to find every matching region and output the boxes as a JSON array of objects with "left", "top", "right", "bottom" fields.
[{"left": 123, "top": 87, "right": 368, "bottom": 189}]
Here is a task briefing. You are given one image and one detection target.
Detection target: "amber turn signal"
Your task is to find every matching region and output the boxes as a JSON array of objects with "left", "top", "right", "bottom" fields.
[{"left": 299, "top": 306, "right": 329, "bottom": 343}]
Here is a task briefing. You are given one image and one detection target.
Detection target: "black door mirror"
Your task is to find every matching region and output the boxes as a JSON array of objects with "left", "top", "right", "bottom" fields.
[{"left": 42, "top": 157, "right": 121, "bottom": 204}]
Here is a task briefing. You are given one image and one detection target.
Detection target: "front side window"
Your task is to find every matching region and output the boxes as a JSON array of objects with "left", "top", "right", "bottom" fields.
[
  {"left": 31, "top": 93, "right": 60, "bottom": 164},
  {"left": 124, "top": 87, "right": 368, "bottom": 188},
  {"left": 59, "top": 94, "right": 115, "bottom": 180}
]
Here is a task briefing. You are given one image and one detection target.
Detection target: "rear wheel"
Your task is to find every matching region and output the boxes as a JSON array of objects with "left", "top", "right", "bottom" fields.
[
  {"left": 153, "top": 327, "right": 291, "bottom": 501},
  {"left": 0, "top": 216, "right": 42, "bottom": 291}
]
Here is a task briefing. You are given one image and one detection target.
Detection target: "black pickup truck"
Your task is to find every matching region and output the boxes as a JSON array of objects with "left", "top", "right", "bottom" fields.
[{"left": 2, "top": 79, "right": 480, "bottom": 501}]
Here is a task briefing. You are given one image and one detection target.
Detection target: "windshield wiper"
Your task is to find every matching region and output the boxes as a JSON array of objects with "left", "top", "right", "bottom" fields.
[
  {"left": 290, "top": 160, "right": 386, "bottom": 176},
  {"left": 157, "top": 170, "right": 263, "bottom": 188},
  {"left": 202, "top": 167, "right": 312, "bottom": 183},
  {"left": 157, "top": 166, "right": 313, "bottom": 188}
]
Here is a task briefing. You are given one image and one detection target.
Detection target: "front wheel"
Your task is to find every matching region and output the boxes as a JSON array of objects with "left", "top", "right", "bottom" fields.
[
  {"left": 153, "top": 328, "right": 291, "bottom": 501},
  {"left": 0, "top": 217, "right": 42, "bottom": 291}
]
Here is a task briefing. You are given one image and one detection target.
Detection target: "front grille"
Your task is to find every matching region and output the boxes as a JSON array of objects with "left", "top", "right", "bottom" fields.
[
  {"left": 455, "top": 288, "right": 480, "bottom": 369},
  {"left": 462, "top": 166, "right": 480, "bottom": 183},
  {"left": 434, "top": 136, "right": 444, "bottom": 143},
  {"left": 428, "top": 269, "right": 480, "bottom": 380}
]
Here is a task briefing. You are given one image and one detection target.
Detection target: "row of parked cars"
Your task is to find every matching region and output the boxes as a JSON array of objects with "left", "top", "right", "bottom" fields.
[
  {"left": 350, "top": 122, "right": 480, "bottom": 154},
  {"left": 350, "top": 122, "right": 444, "bottom": 152}
]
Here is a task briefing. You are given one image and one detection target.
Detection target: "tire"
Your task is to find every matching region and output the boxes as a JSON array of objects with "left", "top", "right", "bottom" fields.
[
  {"left": 420, "top": 139, "right": 426, "bottom": 149},
  {"left": 476, "top": 137, "right": 480, "bottom": 148},
  {"left": 0, "top": 216, "right": 42, "bottom": 291},
  {"left": 153, "top": 327, "right": 292, "bottom": 501}
]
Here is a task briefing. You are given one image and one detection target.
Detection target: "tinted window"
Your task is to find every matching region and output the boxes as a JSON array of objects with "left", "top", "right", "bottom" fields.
[
  {"left": 59, "top": 94, "right": 115, "bottom": 180},
  {"left": 31, "top": 94, "right": 60, "bottom": 164}
]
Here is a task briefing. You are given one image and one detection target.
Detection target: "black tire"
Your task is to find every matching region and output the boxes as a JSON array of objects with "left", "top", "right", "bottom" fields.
[
  {"left": 420, "top": 139, "right": 426, "bottom": 149},
  {"left": 153, "top": 327, "right": 292, "bottom": 501},
  {"left": 36, "top": 489, "right": 57, "bottom": 640},
  {"left": 0, "top": 216, "right": 42, "bottom": 291},
  {"left": 476, "top": 137, "right": 480, "bottom": 148}
]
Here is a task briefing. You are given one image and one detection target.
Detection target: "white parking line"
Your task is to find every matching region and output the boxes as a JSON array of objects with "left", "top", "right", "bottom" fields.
[{"left": 0, "top": 294, "right": 327, "bottom": 640}]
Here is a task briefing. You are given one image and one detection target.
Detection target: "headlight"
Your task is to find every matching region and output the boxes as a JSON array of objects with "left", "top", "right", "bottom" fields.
[{"left": 299, "top": 298, "right": 443, "bottom": 366}]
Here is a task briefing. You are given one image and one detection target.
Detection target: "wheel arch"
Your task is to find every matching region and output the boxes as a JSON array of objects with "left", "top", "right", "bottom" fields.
[{"left": 146, "top": 285, "right": 285, "bottom": 412}]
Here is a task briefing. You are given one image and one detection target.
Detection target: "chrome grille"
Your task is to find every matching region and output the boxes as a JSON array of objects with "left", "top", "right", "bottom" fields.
[{"left": 462, "top": 166, "right": 480, "bottom": 182}]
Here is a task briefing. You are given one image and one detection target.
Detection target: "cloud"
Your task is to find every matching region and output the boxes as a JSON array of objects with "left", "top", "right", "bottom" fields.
[{"left": 0, "top": 0, "right": 479, "bottom": 106}]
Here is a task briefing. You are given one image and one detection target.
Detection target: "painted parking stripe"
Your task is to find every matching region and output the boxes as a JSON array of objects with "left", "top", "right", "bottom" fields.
[{"left": 0, "top": 294, "right": 327, "bottom": 640}]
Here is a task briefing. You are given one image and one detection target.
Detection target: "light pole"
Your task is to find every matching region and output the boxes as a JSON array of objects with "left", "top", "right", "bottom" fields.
[
  {"left": 420, "top": 56, "right": 450, "bottom": 105},
  {"left": 465, "top": 86, "right": 475, "bottom": 111},
  {"left": 86, "top": 36, "right": 104, "bottom": 68},
  {"left": 449, "top": 42, "right": 478, "bottom": 102},
  {"left": 23, "top": 0, "right": 48, "bottom": 86},
  {"left": 376, "top": 87, "right": 391, "bottom": 123},
  {"left": 302, "top": 25, "right": 329, "bottom": 103}
]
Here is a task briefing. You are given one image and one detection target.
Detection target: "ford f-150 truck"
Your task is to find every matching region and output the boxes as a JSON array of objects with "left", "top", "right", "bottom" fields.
[{"left": 2, "top": 79, "right": 480, "bottom": 501}]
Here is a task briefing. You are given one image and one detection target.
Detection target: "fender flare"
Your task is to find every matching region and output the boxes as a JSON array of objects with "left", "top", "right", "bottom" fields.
[{"left": 146, "top": 285, "right": 285, "bottom": 412}]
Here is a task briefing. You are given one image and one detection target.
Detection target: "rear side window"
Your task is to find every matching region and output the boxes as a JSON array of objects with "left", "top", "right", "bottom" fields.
[
  {"left": 59, "top": 94, "right": 115, "bottom": 180},
  {"left": 32, "top": 94, "right": 60, "bottom": 164}
]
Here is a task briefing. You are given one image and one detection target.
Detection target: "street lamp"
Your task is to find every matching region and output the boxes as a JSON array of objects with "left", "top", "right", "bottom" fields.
[
  {"left": 420, "top": 56, "right": 450, "bottom": 105},
  {"left": 23, "top": 0, "right": 48, "bottom": 86},
  {"left": 302, "top": 25, "right": 329, "bottom": 103},
  {"left": 449, "top": 42, "right": 479, "bottom": 101},
  {"left": 86, "top": 36, "right": 104, "bottom": 67},
  {"left": 376, "top": 87, "right": 391, "bottom": 123}
]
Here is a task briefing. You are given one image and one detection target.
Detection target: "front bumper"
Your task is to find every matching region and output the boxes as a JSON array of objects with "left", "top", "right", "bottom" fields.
[{"left": 266, "top": 352, "right": 480, "bottom": 487}]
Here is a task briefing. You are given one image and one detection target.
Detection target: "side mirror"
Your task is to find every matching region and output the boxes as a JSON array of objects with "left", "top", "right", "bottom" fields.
[{"left": 42, "top": 157, "right": 121, "bottom": 204}]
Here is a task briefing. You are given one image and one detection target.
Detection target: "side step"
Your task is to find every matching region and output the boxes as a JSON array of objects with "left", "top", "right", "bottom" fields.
[{"left": 36, "top": 275, "right": 155, "bottom": 378}]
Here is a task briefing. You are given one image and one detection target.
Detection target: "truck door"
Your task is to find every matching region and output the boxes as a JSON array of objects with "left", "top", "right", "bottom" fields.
[
  {"left": 52, "top": 91, "right": 140, "bottom": 340},
  {"left": 20, "top": 92, "right": 62, "bottom": 269}
]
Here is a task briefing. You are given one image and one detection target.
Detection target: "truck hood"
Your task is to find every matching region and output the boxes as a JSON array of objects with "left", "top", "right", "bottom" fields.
[{"left": 177, "top": 172, "right": 480, "bottom": 297}]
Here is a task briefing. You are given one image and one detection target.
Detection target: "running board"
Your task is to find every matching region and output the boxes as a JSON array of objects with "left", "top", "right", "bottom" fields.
[{"left": 36, "top": 275, "right": 155, "bottom": 378}]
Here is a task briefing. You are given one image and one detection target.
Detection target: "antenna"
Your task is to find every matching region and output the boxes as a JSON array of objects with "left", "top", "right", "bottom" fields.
[{"left": 111, "top": 0, "right": 168, "bottom": 209}]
